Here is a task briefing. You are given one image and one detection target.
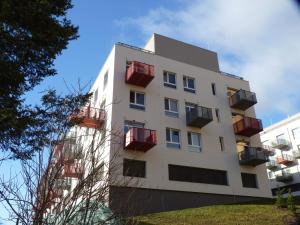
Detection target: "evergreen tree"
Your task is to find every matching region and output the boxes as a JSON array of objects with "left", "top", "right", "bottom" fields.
[
  {"left": 275, "top": 188, "right": 285, "bottom": 208},
  {"left": 287, "top": 189, "right": 296, "bottom": 212}
]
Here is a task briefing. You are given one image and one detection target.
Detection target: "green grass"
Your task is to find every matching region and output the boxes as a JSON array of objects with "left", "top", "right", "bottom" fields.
[{"left": 133, "top": 204, "right": 298, "bottom": 225}]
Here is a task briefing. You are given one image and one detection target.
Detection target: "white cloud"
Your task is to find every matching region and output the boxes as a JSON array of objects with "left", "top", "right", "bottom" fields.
[{"left": 118, "top": 0, "right": 300, "bottom": 119}]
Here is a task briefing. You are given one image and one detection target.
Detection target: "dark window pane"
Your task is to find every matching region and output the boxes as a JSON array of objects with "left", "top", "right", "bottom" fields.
[
  {"left": 188, "top": 79, "right": 194, "bottom": 89},
  {"left": 172, "top": 130, "right": 180, "bottom": 143},
  {"left": 123, "top": 159, "right": 146, "bottom": 178},
  {"left": 136, "top": 93, "right": 144, "bottom": 105},
  {"left": 169, "top": 164, "right": 228, "bottom": 185},
  {"left": 187, "top": 132, "right": 192, "bottom": 145},
  {"left": 166, "top": 128, "right": 170, "bottom": 142},
  {"left": 164, "top": 99, "right": 169, "bottom": 110},
  {"left": 241, "top": 173, "right": 257, "bottom": 188},
  {"left": 130, "top": 91, "right": 135, "bottom": 103},
  {"left": 169, "top": 74, "right": 176, "bottom": 84}
]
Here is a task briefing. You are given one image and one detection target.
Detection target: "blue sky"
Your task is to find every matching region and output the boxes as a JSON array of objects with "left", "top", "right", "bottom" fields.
[{"left": 26, "top": 0, "right": 300, "bottom": 127}]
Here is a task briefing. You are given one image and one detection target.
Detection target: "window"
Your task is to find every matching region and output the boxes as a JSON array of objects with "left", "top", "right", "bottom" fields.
[
  {"left": 166, "top": 128, "right": 180, "bottom": 149},
  {"left": 124, "top": 120, "right": 144, "bottom": 133},
  {"left": 268, "top": 171, "right": 274, "bottom": 179},
  {"left": 163, "top": 71, "right": 176, "bottom": 88},
  {"left": 103, "top": 71, "right": 108, "bottom": 90},
  {"left": 97, "top": 162, "right": 105, "bottom": 180},
  {"left": 215, "top": 108, "right": 220, "bottom": 122},
  {"left": 211, "top": 83, "right": 216, "bottom": 95},
  {"left": 123, "top": 159, "right": 146, "bottom": 178},
  {"left": 93, "top": 89, "right": 98, "bottom": 106},
  {"left": 298, "top": 145, "right": 300, "bottom": 151},
  {"left": 169, "top": 164, "right": 228, "bottom": 185},
  {"left": 276, "top": 133, "right": 285, "bottom": 142},
  {"left": 187, "top": 132, "right": 201, "bottom": 152},
  {"left": 183, "top": 76, "right": 195, "bottom": 93},
  {"left": 164, "top": 98, "right": 179, "bottom": 117},
  {"left": 129, "top": 91, "right": 145, "bottom": 110},
  {"left": 241, "top": 173, "right": 258, "bottom": 188},
  {"left": 185, "top": 102, "right": 197, "bottom": 112},
  {"left": 100, "top": 99, "right": 106, "bottom": 109},
  {"left": 219, "top": 136, "right": 225, "bottom": 151},
  {"left": 292, "top": 128, "right": 300, "bottom": 140}
]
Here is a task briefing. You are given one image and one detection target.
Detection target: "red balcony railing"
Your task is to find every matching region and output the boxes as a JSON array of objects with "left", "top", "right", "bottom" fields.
[
  {"left": 125, "top": 61, "right": 155, "bottom": 87},
  {"left": 233, "top": 117, "right": 263, "bottom": 137},
  {"left": 63, "top": 162, "right": 83, "bottom": 178},
  {"left": 124, "top": 127, "right": 157, "bottom": 152},
  {"left": 277, "top": 154, "right": 294, "bottom": 165},
  {"left": 70, "top": 106, "right": 105, "bottom": 129}
]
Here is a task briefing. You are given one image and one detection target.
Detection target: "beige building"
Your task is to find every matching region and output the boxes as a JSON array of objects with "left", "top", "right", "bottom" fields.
[
  {"left": 260, "top": 113, "right": 300, "bottom": 197},
  {"left": 60, "top": 34, "right": 273, "bottom": 215}
]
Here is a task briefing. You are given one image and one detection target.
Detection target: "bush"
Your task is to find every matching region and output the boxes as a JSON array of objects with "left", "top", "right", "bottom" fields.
[
  {"left": 287, "top": 189, "right": 296, "bottom": 213},
  {"left": 275, "top": 188, "right": 286, "bottom": 208}
]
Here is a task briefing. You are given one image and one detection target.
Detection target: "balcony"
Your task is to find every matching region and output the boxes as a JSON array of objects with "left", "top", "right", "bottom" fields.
[
  {"left": 262, "top": 145, "right": 275, "bottom": 156},
  {"left": 186, "top": 106, "right": 213, "bottom": 128},
  {"left": 271, "top": 138, "right": 290, "bottom": 150},
  {"left": 125, "top": 61, "right": 155, "bottom": 87},
  {"left": 276, "top": 172, "right": 293, "bottom": 183},
  {"left": 239, "top": 147, "right": 269, "bottom": 166},
  {"left": 70, "top": 106, "right": 105, "bottom": 129},
  {"left": 124, "top": 127, "right": 157, "bottom": 152},
  {"left": 293, "top": 150, "right": 300, "bottom": 159},
  {"left": 266, "top": 160, "right": 279, "bottom": 171},
  {"left": 233, "top": 117, "right": 263, "bottom": 137},
  {"left": 229, "top": 89, "right": 257, "bottom": 110},
  {"left": 50, "top": 189, "right": 64, "bottom": 199},
  {"left": 276, "top": 154, "right": 294, "bottom": 165},
  {"left": 54, "top": 179, "right": 71, "bottom": 190},
  {"left": 63, "top": 162, "right": 83, "bottom": 179}
]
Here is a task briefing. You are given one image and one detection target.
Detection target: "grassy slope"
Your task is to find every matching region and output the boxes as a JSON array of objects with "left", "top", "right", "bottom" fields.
[{"left": 135, "top": 204, "right": 297, "bottom": 225}]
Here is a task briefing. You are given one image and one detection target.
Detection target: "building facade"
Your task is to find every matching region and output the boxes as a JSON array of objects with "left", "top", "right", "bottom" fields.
[
  {"left": 54, "top": 34, "right": 273, "bottom": 216},
  {"left": 260, "top": 113, "right": 300, "bottom": 196}
]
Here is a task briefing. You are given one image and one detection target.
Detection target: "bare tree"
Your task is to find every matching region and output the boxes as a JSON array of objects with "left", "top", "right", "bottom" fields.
[{"left": 0, "top": 98, "right": 139, "bottom": 224}]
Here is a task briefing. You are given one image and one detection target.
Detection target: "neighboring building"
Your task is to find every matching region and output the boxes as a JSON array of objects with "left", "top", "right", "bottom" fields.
[
  {"left": 52, "top": 34, "right": 272, "bottom": 216},
  {"left": 260, "top": 113, "right": 300, "bottom": 196}
]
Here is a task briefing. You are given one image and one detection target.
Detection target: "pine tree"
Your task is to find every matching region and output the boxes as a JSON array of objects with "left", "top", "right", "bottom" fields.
[{"left": 287, "top": 189, "right": 296, "bottom": 212}]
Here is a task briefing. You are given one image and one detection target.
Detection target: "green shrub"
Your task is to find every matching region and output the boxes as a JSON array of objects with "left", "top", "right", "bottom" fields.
[
  {"left": 275, "top": 188, "right": 286, "bottom": 208},
  {"left": 287, "top": 189, "right": 296, "bottom": 212}
]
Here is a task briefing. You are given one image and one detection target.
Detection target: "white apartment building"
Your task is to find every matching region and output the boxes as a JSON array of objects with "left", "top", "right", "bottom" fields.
[
  {"left": 53, "top": 34, "right": 273, "bottom": 216},
  {"left": 260, "top": 113, "right": 300, "bottom": 197}
]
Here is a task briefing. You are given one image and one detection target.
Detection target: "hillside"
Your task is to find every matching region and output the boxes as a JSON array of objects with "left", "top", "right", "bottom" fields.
[{"left": 134, "top": 204, "right": 298, "bottom": 225}]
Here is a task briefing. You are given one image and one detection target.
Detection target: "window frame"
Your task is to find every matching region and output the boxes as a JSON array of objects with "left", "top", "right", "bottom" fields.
[
  {"left": 215, "top": 108, "right": 220, "bottom": 122},
  {"left": 123, "top": 158, "right": 146, "bottom": 178},
  {"left": 124, "top": 120, "right": 145, "bottom": 134},
  {"left": 163, "top": 71, "right": 177, "bottom": 89},
  {"left": 241, "top": 172, "right": 258, "bottom": 188},
  {"left": 292, "top": 128, "right": 300, "bottom": 140},
  {"left": 183, "top": 76, "right": 196, "bottom": 93},
  {"left": 129, "top": 90, "right": 145, "bottom": 110},
  {"left": 166, "top": 128, "right": 181, "bottom": 149},
  {"left": 187, "top": 132, "right": 202, "bottom": 152},
  {"left": 164, "top": 98, "right": 179, "bottom": 117}
]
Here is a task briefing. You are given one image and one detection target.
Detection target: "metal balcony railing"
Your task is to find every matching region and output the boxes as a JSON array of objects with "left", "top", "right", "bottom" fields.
[
  {"left": 239, "top": 147, "right": 269, "bottom": 166},
  {"left": 186, "top": 106, "right": 213, "bottom": 128},
  {"left": 229, "top": 89, "right": 257, "bottom": 110},
  {"left": 233, "top": 117, "right": 263, "bottom": 137},
  {"left": 266, "top": 160, "right": 279, "bottom": 170},
  {"left": 125, "top": 61, "right": 155, "bottom": 87},
  {"left": 276, "top": 171, "right": 293, "bottom": 183},
  {"left": 124, "top": 127, "right": 157, "bottom": 152},
  {"left": 271, "top": 138, "right": 290, "bottom": 150},
  {"left": 276, "top": 154, "right": 294, "bottom": 165},
  {"left": 70, "top": 106, "right": 105, "bottom": 129}
]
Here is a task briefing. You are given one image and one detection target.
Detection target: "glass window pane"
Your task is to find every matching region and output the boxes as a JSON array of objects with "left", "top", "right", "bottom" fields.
[
  {"left": 164, "top": 99, "right": 169, "bottom": 110},
  {"left": 136, "top": 93, "right": 144, "bottom": 105},
  {"left": 130, "top": 91, "right": 135, "bottom": 103},
  {"left": 163, "top": 73, "right": 168, "bottom": 82},
  {"left": 172, "top": 130, "right": 179, "bottom": 143},
  {"left": 166, "top": 129, "right": 170, "bottom": 142},
  {"left": 169, "top": 74, "right": 176, "bottom": 84},
  {"left": 170, "top": 100, "right": 178, "bottom": 112},
  {"left": 183, "top": 77, "right": 187, "bottom": 87},
  {"left": 187, "top": 132, "right": 192, "bottom": 145},
  {"left": 192, "top": 133, "right": 200, "bottom": 146},
  {"left": 188, "top": 79, "right": 194, "bottom": 89}
]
